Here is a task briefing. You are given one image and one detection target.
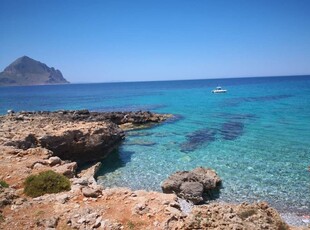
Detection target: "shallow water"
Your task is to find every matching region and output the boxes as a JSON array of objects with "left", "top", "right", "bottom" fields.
[{"left": 1, "top": 76, "right": 309, "bottom": 214}]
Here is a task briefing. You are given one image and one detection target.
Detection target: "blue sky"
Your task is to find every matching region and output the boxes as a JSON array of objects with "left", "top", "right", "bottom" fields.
[{"left": 0, "top": 0, "right": 309, "bottom": 83}]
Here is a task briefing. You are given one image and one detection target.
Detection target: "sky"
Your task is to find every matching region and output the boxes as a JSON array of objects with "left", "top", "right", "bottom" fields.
[{"left": 0, "top": 0, "right": 310, "bottom": 83}]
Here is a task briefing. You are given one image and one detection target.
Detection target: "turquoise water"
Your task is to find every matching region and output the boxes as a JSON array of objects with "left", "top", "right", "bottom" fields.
[{"left": 1, "top": 76, "right": 309, "bottom": 214}]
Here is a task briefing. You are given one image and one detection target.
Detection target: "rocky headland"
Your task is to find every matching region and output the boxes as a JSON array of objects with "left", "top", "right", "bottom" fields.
[
  {"left": 0, "top": 110, "right": 308, "bottom": 229},
  {"left": 0, "top": 56, "right": 69, "bottom": 86}
]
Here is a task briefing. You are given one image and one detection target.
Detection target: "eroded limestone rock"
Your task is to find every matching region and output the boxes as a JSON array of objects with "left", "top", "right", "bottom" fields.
[{"left": 161, "top": 167, "right": 221, "bottom": 204}]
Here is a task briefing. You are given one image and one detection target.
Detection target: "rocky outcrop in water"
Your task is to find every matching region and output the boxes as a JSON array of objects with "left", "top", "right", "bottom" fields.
[
  {"left": 161, "top": 167, "right": 222, "bottom": 204},
  {"left": 1, "top": 110, "right": 170, "bottom": 164}
]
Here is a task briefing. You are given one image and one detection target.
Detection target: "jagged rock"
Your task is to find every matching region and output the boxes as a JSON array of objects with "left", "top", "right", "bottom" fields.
[
  {"left": 172, "top": 202, "right": 290, "bottom": 230},
  {"left": 79, "top": 162, "right": 102, "bottom": 185},
  {"left": 161, "top": 167, "right": 221, "bottom": 204},
  {"left": 179, "top": 182, "right": 204, "bottom": 204},
  {"left": 54, "top": 162, "right": 77, "bottom": 178}
]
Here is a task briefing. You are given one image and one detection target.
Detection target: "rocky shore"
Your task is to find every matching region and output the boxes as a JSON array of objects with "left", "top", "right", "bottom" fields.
[{"left": 0, "top": 110, "right": 308, "bottom": 229}]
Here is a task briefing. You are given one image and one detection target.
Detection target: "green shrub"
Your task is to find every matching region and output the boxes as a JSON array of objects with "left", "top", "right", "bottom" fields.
[
  {"left": 0, "top": 180, "right": 9, "bottom": 188},
  {"left": 24, "top": 170, "right": 70, "bottom": 197}
]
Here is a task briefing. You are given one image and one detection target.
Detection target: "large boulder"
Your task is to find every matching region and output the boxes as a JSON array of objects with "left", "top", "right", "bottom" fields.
[
  {"left": 38, "top": 122, "right": 125, "bottom": 164},
  {"left": 54, "top": 162, "right": 77, "bottom": 178},
  {"left": 161, "top": 167, "right": 221, "bottom": 204}
]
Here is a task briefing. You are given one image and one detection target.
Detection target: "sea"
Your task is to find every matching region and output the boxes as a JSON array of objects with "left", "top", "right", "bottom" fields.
[{"left": 1, "top": 75, "right": 309, "bottom": 216}]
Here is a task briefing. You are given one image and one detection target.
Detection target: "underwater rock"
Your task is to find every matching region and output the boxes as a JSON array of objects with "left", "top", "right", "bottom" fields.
[
  {"left": 220, "top": 121, "right": 244, "bottom": 140},
  {"left": 125, "top": 139, "right": 156, "bottom": 147},
  {"left": 215, "top": 113, "right": 257, "bottom": 121},
  {"left": 223, "top": 94, "right": 292, "bottom": 107},
  {"left": 180, "top": 128, "right": 216, "bottom": 152}
]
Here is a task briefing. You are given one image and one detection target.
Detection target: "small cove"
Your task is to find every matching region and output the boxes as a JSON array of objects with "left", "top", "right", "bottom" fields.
[{"left": 1, "top": 76, "right": 309, "bottom": 215}]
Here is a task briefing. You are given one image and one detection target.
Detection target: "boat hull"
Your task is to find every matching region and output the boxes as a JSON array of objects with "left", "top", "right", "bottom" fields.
[{"left": 212, "top": 90, "right": 227, "bottom": 93}]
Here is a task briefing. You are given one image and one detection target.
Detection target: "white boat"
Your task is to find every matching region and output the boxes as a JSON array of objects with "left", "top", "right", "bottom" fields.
[{"left": 212, "top": 86, "right": 227, "bottom": 93}]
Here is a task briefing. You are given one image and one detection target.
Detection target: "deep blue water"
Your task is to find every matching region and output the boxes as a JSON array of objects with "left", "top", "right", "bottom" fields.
[{"left": 1, "top": 76, "right": 309, "bottom": 214}]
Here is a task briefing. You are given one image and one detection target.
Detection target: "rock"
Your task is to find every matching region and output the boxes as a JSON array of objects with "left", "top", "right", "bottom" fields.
[
  {"left": 165, "top": 206, "right": 183, "bottom": 217},
  {"left": 82, "top": 187, "right": 102, "bottom": 198},
  {"left": 93, "top": 216, "right": 102, "bottom": 228},
  {"left": 72, "top": 177, "right": 89, "bottom": 186},
  {"left": 77, "top": 217, "right": 86, "bottom": 224},
  {"left": 79, "top": 162, "right": 102, "bottom": 185},
  {"left": 161, "top": 167, "right": 221, "bottom": 204},
  {"left": 5, "top": 134, "right": 37, "bottom": 150},
  {"left": 1, "top": 110, "right": 170, "bottom": 165},
  {"left": 38, "top": 123, "right": 125, "bottom": 164},
  {"left": 56, "top": 194, "right": 70, "bottom": 204},
  {"left": 48, "top": 156, "right": 61, "bottom": 166},
  {"left": 46, "top": 216, "right": 59, "bottom": 228},
  {"left": 14, "top": 198, "right": 26, "bottom": 205},
  {"left": 192, "top": 167, "right": 222, "bottom": 189},
  {"left": 171, "top": 202, "right": 291, "bottom": 230},
  {"left": 132, "top": 202, "right": 150, "bottom": 215},
  {"left": 27, "top": 159, "right": 49, "bottom": 169},
  {"left": 0, "top": 187, "right": 18, "bottom": 208},
  {"left": 54, "top": 162, "right": 77, "bottom": 178},
  {"left": 178, "top": 198, "right": 194, "bottom": 215},
  {"left": 179, "top": 182, "right": 204, "bottom": 204},
  {"left": 33, "top": 162, "right": 46, "bottom": 169},
  {"left": 86, "top": 212, "right": 99, "bottom": 225}
]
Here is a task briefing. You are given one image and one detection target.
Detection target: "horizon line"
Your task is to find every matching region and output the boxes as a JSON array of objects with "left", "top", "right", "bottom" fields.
[{"left": 70, "top": 74, "right": 310, "bottom": 84}]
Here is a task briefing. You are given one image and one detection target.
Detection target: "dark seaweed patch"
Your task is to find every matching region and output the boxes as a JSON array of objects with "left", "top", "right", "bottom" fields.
[
  {"left": 215, "top": 113, "right": 257, "bottom": 121},
  {"left": 223, "top": 94, "right": 292, "bottom": 107},
  {"left": 126, "top": 131, "right": 154, "bottom": 137},
  {"left": 180, "top": 128, "right": 217, "bottom": 152},
  {"left": 220, "top": 121, "right": 244, "bottom": 140}
]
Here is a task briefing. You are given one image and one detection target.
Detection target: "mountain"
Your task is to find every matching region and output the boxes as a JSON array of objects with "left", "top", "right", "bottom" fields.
[{"left": 0, "top": 56, "right": 69, "bottom": 86}]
